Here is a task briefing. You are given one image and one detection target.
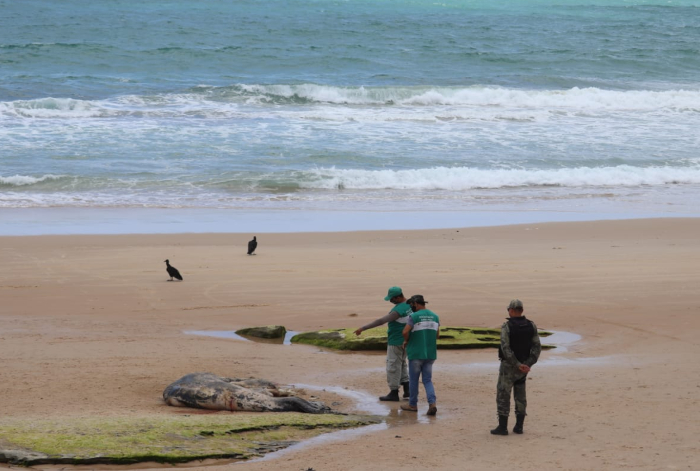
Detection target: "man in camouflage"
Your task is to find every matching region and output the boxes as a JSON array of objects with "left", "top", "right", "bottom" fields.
[{"left": 491, "top": 299, "right": 541, "bottom": 436}]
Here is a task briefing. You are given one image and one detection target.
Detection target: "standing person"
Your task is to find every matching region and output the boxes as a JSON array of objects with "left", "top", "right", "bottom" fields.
[
  {"left": 401, "top": 295, "right": 440, "bottom": 416},
  {"left": 491, "top": 299, "right": 542, "bottom": 436},
  {"left": 354, "top": 286, "right": 411, "bottom": 401}
]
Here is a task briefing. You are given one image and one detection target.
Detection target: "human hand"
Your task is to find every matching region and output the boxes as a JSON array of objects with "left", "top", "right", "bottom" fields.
[
  {"left": 518, "top": 364, "right": 531, "bottom": 373},
  {"left": 354, "top": 328, "right": 362, "bottom": 336}
]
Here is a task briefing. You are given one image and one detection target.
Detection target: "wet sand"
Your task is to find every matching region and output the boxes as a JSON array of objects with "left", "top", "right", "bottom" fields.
[{"left": 1, "top": 218, "right": 699, "bottom": 470}]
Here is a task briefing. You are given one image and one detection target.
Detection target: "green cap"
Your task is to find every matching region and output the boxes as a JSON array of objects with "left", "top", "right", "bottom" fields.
[
  {"left": 508, "top": 299, "right": 523, "bottom": 310},
  {"left": 384, "top": 286, "right": 403, "bottom": 301}
]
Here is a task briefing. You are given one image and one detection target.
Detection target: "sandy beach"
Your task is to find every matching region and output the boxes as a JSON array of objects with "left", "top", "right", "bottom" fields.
[{"left": 1, "top": 218, "right": 699, "bottom": 470}]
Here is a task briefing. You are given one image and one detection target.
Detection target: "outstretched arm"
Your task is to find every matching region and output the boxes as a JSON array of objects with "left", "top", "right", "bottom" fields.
[{"left": 354, "top": 310, "right": 400, "bottom": 336}]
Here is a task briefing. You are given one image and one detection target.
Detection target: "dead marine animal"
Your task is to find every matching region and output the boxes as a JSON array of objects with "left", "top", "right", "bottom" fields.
[{"left": 163, "top": 372, "right": 331, "bottom": 414}]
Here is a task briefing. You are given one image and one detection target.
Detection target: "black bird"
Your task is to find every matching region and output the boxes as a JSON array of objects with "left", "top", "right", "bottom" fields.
[
  {"left": 247, "top": 236, "right": 257, "bottom": 255},
  {"left": 164, "top": 259, "right": 183, "bottom": 281}
]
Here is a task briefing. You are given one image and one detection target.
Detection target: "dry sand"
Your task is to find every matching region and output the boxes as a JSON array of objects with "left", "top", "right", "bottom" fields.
[{"left": 1, "top": 218, "right": 699, "bottom": 470}]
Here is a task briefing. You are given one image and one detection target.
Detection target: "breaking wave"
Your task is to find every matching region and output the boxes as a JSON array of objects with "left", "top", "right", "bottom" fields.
[
  {"left": 4, "top": 164, "right": 700, "bottom": 195},
  {"left": 3, "top": 85, "right": 700, "bottom": 120},
  {"left": 0, "top": 174, "right": 66, "bottom": 187},
  {"left": 300, "top": 165, "right": 700, "bottom": 190},
  {"left": 201, "top": 84, "right": 700, "bottom": 110}
]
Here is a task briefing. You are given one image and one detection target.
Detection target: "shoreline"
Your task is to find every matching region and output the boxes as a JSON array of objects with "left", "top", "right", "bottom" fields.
[{"left": 2, "top": 206, "right": 700, "bottom": 236}]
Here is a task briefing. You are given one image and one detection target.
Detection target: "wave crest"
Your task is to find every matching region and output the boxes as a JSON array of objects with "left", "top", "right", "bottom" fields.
[
  {"left": 0, "top": 174, "right": 67, "bottom": 187},
  {"left": 300, "top": 165, "right": 700, "bottom": 190},
  {"left": 4, "top": 85, "right": 700, "bottom": 120},
  {"left": 198, "top": 84, "right": 700, "bottom": 110},
  {"left": 1, "top": 98, "right": 102, "bottom": 118}
]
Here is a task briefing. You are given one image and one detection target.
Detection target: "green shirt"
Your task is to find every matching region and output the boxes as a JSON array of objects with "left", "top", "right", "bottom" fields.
[
  {"left": 406, "top": 309, "right": 440, "bottom": 360},
  {"left": 387, "top": 302, "right": 412, "bottom": 346}
]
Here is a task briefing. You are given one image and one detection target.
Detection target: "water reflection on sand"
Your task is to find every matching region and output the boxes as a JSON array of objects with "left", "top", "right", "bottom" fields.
[
  {"left": 185, "top": 330, "right": 299, "bottom": 345},
  {"left": 247, "top": 384, "right": 432, "bottom": 464}
]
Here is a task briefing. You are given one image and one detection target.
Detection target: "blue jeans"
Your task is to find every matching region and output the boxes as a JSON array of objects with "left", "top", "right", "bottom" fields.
[{"left": 408, "top": 359, "right": 436, "bottom": 407}]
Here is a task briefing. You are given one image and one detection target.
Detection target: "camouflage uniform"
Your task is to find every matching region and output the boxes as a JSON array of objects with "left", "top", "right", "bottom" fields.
[{"left": 497, "top": 318, "right": 541, "bottom": 417}]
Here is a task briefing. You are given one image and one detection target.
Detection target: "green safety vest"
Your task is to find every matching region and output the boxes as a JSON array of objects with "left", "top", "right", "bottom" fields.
[{"left": 406, "top": 309, "right": 440, "bottom": 360}]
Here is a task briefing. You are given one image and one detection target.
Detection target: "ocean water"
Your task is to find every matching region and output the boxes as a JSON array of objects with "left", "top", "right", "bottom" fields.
[{"left": 2, "top": 0, "right": 700, "bottom": 234}]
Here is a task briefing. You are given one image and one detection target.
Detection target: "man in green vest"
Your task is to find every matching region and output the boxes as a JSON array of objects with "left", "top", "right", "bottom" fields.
[
  {"left": 354, "top": 286, "right": 412, "bottom": 401},
  {"left": 401, "top": 295, "right": 440, "bottom": 416}
]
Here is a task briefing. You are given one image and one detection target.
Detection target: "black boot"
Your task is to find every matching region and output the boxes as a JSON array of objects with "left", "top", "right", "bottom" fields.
[
  {"left": 490, "top": 415, "right": 509, "bottom": 435},
  {"left": 401, "top": 382, "right": 410, "bottom": 399},
  {"left": 379, "top": 389, "right": 400, "bottom": 401},
  {"left": 513, "top": 414, "right": 525, "bottom": 434}
]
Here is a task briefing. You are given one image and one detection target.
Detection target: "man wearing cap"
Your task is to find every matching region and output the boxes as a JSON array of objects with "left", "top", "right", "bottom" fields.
[
  {"left": 354, "top": 286, "right": 411, "bottom": 401},
  {"left": 401, "top": 295, "right": 440, "bottom": 416},
  {"left": 491, "top": 299, "right": 542, "bottom": 436}
]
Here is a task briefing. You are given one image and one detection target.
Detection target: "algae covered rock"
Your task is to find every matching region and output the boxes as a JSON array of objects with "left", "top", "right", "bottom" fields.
[
  {"left": 236, "top": 325, "right": 286, "bottom": 339},
  {"left": 0, "top": 413, "right": 381, "bottom": 466},
  {"left": 291, "top": 327, "right": 551, "bottom": 351},
  {"left": 291, "top": 329, "right": 386, "bottom": 351}
]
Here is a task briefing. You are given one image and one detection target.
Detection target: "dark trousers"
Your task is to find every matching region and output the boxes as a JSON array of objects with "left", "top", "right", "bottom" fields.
[{"left": 496, "top": 362, "right": 528, "bottom": 417}]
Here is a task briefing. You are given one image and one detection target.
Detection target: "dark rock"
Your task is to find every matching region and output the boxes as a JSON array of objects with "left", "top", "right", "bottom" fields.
[{"left": 236, "top": 325, "right": 287, "bottom": 339}]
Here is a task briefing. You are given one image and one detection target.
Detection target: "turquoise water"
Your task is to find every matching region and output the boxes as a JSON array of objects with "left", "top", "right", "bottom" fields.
[{"left": 2, "top": 0, "right": 700, "bottom": 232}]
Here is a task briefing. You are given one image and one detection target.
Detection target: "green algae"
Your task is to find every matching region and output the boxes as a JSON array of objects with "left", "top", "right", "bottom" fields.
[
  {"left": 290, "top": 327, "right": 552, "bottom": 351},
  {"left": 0, "top": 413, "right": 381, "bottom": 466}
]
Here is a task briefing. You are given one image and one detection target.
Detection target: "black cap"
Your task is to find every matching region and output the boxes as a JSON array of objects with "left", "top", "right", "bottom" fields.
[{"left": 408, "top": 295, "right": 427, "bottom": 305}]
